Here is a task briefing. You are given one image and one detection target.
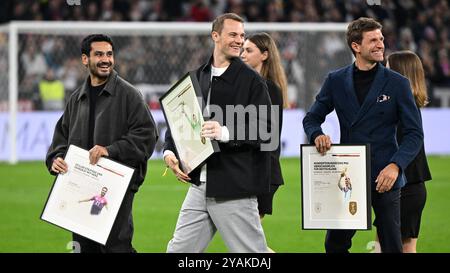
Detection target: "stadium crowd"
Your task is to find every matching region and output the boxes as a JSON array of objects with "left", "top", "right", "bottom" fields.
[{"left": 0, "top": 0, "right": 448, "bottom": 110}]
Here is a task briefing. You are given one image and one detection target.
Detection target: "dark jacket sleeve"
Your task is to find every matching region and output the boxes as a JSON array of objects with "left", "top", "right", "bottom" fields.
[
  {"left": 45, "top": 100, "right": 71, "bottom": 175},
  {"left": 303, "top": 74, "right": 335, "bottom": 143},
  {"left": 397, "top": 110, "right": 432, "bottom": 183},
  {"left": 389, "top": 77, "right": 424, "bottom": 172},
  {"left": 106, "top": 90, "right": 158, "bottom": 167},
  {"left": 266, "top": 80, "right": 283, "bottom": 156}
]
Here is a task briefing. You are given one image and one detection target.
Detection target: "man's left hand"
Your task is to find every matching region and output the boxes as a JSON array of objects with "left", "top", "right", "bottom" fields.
[
  {"left": 89, "top": 145, "right": 109, "bottom": 165},
  {"left": 201, "top": 121, "right": 222, "bottom": 140},
  {"left": 375, "top": 163, "right": 399, "bottom": 193}
]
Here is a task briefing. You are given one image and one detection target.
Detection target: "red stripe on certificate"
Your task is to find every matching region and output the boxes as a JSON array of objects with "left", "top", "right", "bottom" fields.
[
  {"left": 332, "top": 154, "right": 360, "bottom": 157},
  {"left": 97, "top": 164, "right": 125, "bottom": 177}
]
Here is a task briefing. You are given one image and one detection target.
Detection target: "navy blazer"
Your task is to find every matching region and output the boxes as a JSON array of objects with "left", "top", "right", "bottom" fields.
[{"left": 303, "top": 63, "right": 423, "bottom": 189}]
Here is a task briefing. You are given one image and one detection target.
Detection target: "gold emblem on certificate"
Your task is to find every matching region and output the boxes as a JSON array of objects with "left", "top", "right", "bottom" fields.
[
  {"left": 314, "top": 202, "right": 322, "bottom": 214},
  {"left": 349, "top": 201, "right": 357, "bottom": 215},
  {"left": 59, "top": 200, "right": 67, "bottom": 211}
]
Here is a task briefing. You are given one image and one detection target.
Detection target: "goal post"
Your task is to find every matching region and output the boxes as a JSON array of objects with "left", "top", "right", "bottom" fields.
[{"left": 1, "top": 21, "right": 350, "bottom": 163}]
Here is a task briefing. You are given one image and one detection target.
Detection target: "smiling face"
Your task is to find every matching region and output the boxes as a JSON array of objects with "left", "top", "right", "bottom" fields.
[
  {"left": 101, "top": 187, "right": 108, "bottom": 197},
  {"left": 82, "top": 41, "right": 114, "bottom": 85},
  {"left": 241, "top": 39, "right": 268, "bottom": 73},
  {"left": 212, "top": 19, "right": 245, "bottom": 60},
  {"left": 352, "top": 29, "right": 385, "bottom": 66}
]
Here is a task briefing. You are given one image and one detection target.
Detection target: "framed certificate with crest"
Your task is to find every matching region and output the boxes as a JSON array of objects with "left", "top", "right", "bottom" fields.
[{"left": 301, "top": 144, "right": 371, "bottom": 230}]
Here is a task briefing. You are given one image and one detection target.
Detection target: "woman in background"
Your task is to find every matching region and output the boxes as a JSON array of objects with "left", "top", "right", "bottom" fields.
[
  {"left": 379, "top": 50, "right": 432, "bottom": 253},
  {"left": 241, "top": 32, "right": 289, "bottom": 251}
]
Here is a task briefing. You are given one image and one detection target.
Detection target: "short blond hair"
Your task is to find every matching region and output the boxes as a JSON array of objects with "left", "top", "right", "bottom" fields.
[{"left": 212, "top": 13, "right": 244, "bottom": 34}]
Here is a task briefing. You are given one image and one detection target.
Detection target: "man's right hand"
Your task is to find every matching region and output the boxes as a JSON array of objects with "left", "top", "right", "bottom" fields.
[
  {"left": 314, "top": 134, "right": 332, "bottom": 155},
  {"left": 51, "top": 157, "right": 68, "bottom": 174},
  {"left": 164, "top": 154, "right": 191, "bottom": 183}
]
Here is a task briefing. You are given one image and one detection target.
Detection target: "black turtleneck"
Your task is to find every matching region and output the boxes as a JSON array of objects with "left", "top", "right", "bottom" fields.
[
  {"left": 353, "top": 63, "right": 379, "bottom": 106},
  {"left": 88, "top": 81, "right": 106, "bottom": 149}
]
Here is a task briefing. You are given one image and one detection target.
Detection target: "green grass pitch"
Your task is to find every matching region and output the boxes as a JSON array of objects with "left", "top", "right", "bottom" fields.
[{"left": 1, "top": 157, "right": 449, "bottom": 253}]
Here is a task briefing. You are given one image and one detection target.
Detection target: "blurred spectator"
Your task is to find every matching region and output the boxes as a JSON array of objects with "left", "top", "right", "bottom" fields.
[
  {"left": 42, "top": 38, "right": 66, "bottom": 70},
  {"left": 86, "top": 2, "right": 99, "bottom": 21},
  {"left": 12, "top": 1, "right": 28, "bottom": 20},
  {"left": 29, "top": 2, "right": 43, "bottom": 21},
  {"left": 43, "top": 0, "right": 67, "bottom": 21},
  {"left": 147, "top": 0, "right": 166, "bottom": 21},
  {"left": 398, "top": 27, "right": 417, "bottom": 52},
  {"left": 38, "top": 69, "right": 65, "bottom": 111},
  {"left": 266, "top": 0, "right": 284, "bottom": 22},
  {"left": 304, "top": 0, "right": 320, "bottom": 22},
  {"left": 21, "top": 43, "right": 48, "bottom": 78},
  {"left": 190, "top": 0, "right": 212, "bottom": 21},
  {"left": 244, "top": 2, "right": 263, "bottom": 22},
  {"left": 2, "top": 0, "right": 449, "bottom": 109},
  {"left": 57, "top": 57, "right": 84, "bottom": 93},
  {"left": 129, "top": 0, "right": 148, "bottom": 21},
  {"left": 100, "top": 0, "right": 115, "bottom": 21},
  {"left": 435, "top": 48, "right": 450, "bottom": 85}
]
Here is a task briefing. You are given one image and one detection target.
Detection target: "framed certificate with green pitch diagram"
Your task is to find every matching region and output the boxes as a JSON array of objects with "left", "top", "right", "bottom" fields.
[
  {"left": 301, "top": 144, "right": 371, "bottom": 230},
  {"left": 160, "top": 72, "right": 219, "bottom": 174}
]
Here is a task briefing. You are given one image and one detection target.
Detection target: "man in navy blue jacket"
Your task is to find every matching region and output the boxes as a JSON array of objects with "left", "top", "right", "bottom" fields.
[{"left": 303, "top": 17, "right": 423, "bottom": 253}]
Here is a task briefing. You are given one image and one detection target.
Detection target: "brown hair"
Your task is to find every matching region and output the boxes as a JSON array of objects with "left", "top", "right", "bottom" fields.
[
  {"left": 246, "top": 32, "right": 289, "bottom": 108},
  {"left": 388, "top": 50, "right": 429, "bottom": 108},
  {"left": 212, "top": 13, "right": 244, "bottom": 34},
  {"left": 346, "top": 17, "right": 382, "bottom": 56}
]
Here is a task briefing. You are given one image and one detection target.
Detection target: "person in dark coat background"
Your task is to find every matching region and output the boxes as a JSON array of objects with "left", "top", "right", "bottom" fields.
[
  {"left": 241, "top": 32, "right": 288, "bottom": 251},
  {"left": 379, "top": 50, "right": 432, "bottom": 253}
]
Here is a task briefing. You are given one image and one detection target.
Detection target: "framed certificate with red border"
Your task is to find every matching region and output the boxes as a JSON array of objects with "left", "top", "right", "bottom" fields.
[
  {"left": 301, "top": 144, "right": 371, "bottom": 230},
  {"left": 41, "top": 145, "right": 134, "bottom": 245}
]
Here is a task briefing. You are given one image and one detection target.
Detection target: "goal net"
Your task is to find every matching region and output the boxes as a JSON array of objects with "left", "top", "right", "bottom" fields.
[{"left": 0, "top": 21, "right": 350, "bottom": 163}]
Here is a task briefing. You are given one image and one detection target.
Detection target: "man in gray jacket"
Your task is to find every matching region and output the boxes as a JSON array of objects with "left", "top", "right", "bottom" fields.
[{"left": 46, "top": 34, "right": 157, "bottom": 253}]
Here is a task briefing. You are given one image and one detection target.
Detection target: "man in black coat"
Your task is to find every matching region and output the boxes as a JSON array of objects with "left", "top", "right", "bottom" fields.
[
  {"left": 46, "top": 34, "right": 157, "bottom": 252},
  {"left": 164, "top": 13, "right": 273, "bottom": 253}
]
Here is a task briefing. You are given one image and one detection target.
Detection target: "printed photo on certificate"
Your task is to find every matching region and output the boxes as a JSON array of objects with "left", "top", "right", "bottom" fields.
[
  {"left": 41, "top": 145, "right": 134, "bottom": 245},
  {"left": 301, "top": 144, "right": 371, "bottom": 230},
  {"left": 160, "top": 72, "right": 218, "bottom": 174}
]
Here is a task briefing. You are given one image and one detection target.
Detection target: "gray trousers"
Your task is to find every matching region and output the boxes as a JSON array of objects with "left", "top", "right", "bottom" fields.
[{"left": 167, "top": 182, "right": 269, "bottom": 253}]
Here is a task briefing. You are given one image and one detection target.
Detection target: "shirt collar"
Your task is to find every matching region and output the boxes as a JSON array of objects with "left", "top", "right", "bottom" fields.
[
  {"left": 77, "top": 70, "right": 117, "bottom": 101},
  {"left": 201, "top": 55, "right": 244, "bottom": 84},
  {"left": 353, "top": 62, "right": 379, "bottom": 74}
]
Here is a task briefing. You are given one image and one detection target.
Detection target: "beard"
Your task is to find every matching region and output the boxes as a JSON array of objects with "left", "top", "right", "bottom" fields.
[{"left": 88, "top": 60, "right": 113, "bottom": 79}]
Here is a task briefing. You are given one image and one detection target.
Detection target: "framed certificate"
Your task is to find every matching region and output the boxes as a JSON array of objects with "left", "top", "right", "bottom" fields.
[
  {"left": 301, "top": 144, "right": 371, "bottom": 230},
  {"left": 160, "top": 72, "right": 219, "bottom": 174},
  {"left": 41, "top": 145, "right": 134, "bottom": 245}
]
